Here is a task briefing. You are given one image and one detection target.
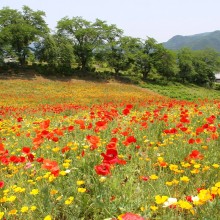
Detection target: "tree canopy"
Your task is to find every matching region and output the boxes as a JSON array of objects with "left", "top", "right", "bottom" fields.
[
  {"left": 1, "top": 5, "right": 220, "bottom": 86},
  {"left": 0, "top": 6, "right": 49, "bottom": 65}
]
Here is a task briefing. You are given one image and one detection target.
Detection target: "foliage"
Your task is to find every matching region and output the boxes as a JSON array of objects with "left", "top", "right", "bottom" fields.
[
  {"left": 35, "top": 34, "right": 75, "bottom": 73},
  {"left": 101, "top": 36, "right": 140, "bottom": 74},
  {"left": 57, "top": 17, "right": 108, "bottom": 72},
  {"left": 0, "top": 6, "right": 49, "bottom": 65}
]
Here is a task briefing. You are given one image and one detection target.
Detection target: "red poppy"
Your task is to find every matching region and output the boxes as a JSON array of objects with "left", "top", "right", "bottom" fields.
[
  {"left": 159, "top": 161, "right": 168, "bottom": 167},
  {"left": 61, "top": 146, "right": 71, "bottom": 154},
  {"left": 126, "top": 104, "right": 133, "bottom": 109},
  {"left": 0, "top": 143, "right": 5, "bottom": 154},
  {"left": 94, "top": 163, "right": 111, "bottom": 176},
  {"left": 122, "top": 108, "right": 130, "bottom": 115},
  {"left": 17, "top": 117, "right": 23, "bottom": 122},
  {"left": 74, "top": 119, "right": 86, "bottom": 129},
  {"left": 140, "top": 176, "right": 149, "bottom": 181},
  {"left": 106, "top": 137, "right": 118, "bottom": 150},
  {"left": 53, "top": 128, "right": 63, "bottom": 136},
  {"left": 188, "top": 138, "right": 195, "bottom": 144},
  {"left": 40, "top": 119, "right": 50, "bottom": 129},
  {"left": 185, "top": 196, "right": 193, "bottom": 202},
  {"left": 36, "top": 157, "right": 44, "bottom": 163},
  {"left": 68, "top": 125, "right": 74, "bottom": 132},
  {"left": 123, "top": 136, "right": 137, "bottom": 146},
  {"left": 101, "top": 149, "right": 119, "bottom": 164},
  {"left": 0, "top": 181, "right": 4, "bottom": 188},
  {"left": 87, "top": 135, "right": 99, "bottom": 145},
  {"left": 42, "top": 159, "right": 60, "bottom": 176},
  {"left": 10, "top": 155, "right": 21, "bottom": 163},
  {"left": 22, "top": 147, "right": 31, "bottom": 154},
  {"left": 95, "top": 121, "right": 107, "bottom": 132},
  {"left": 119, "top": 212, "right": 145, "bottom": 220},
  {"left": 185, "top": 150, "right": 204, "bottom": 161}
]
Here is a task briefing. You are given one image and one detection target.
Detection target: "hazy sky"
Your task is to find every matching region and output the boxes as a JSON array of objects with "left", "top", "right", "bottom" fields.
[{"left": 1, "top": 0, "right": 220, "bottom": 42}]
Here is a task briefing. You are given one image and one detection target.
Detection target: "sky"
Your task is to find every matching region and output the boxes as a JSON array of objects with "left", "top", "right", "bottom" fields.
[{"left": 0, "top": 0, "right": 220, "bottom": 43}]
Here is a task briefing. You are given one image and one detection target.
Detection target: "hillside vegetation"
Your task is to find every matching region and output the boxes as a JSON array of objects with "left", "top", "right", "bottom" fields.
[
  {"left": 163, "top": 30, "right": 220, "bottom": 51},
  {"left": 1, "top": 77, "right": 220, "bottom": 219}
]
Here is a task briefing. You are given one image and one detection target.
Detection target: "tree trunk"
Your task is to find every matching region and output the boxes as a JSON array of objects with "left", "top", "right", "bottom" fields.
[{"left": 142, "top": 71, "right": 149, "bottom": 80}]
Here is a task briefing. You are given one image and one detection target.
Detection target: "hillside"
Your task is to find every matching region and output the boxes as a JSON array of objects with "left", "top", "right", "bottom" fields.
[
  {"left": 163, "top": 30, "right": 220, "bottom": 51},
  {"left": 0, "top": 73, "right": 220, "bottom": 103}
]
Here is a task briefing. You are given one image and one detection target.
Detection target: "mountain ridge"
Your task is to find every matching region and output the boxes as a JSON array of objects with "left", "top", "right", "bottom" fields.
[{"left": 163, "top": 30, "right": 220, "bottom": 51}]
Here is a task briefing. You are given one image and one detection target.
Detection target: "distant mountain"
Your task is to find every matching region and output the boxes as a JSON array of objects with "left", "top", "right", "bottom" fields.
[{"left": 163, "top": 30, "right": 220, "bottom": 51}]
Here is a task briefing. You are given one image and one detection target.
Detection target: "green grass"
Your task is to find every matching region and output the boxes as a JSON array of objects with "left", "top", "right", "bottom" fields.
[{"left": 139, "top": 80, "right": 220, "bottom": 101}]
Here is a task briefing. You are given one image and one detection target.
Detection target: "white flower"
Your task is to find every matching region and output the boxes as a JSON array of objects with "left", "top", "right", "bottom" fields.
[
  {"left": 192, "top": 196, "right": 199, "bottom": 202},
  {"left": 163, "top": 197, "right": 177, "bottom": 207}
]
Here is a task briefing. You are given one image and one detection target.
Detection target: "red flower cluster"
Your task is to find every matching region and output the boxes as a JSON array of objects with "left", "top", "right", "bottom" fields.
[{"left": 41, "top": 159, "right": 60, "bottom": 177}]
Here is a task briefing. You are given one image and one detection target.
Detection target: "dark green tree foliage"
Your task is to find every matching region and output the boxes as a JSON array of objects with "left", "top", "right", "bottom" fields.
[
  {"left": 57, "top": 17, "right": 107, "bottom": 71},
  {"left": 103, "top": 36, "right": 140, "bottom": 74},
  {"left": 177, "top": 48, "right": 195, "bottom": 82},
  {"left": 35, "top": 34, "right": 74, "bottom": 70},
  {"left": 154, "top": 47, "right": 179, "bottom": 79},
  {"left": 192, "top": 48, "right": 220, "bottom": 85},
  {"left": 0, "top": 6, "right": 49, "bottom": 65},
  {"left": 134, "top": 37, "right": 176, "bottom": 80}
]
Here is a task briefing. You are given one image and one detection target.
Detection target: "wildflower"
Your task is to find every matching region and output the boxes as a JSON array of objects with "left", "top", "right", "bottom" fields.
[
  {"left": 215, "top": 182, "right": 220, "bottom": 188},
  {"left": 50, "top": 189, "right": 58, "bottom": 195},
  {"left": 42, "top": 159, "right": 60, "bottom": 177},
  {"left": 44, "top": 215, "right": 52, "bottom": 220},
  {"left": 180, "top": 176, "right": 190, "bottom": 182},
  {"left": 77, "top": 180, "right": 85, "bottom": 186},
  {"left": 99, "top": 177, "right": 106, "bottom": 182},
  {"left": 155, "top": 195, "right": 168, "bottom": 204},
  {"left": 101, "top": 149, "right": 119, "bottom": 164},
  {"left": 0, "top": 212, "right": 4, "bottom": 219},
  {"left": 95, "top": 163, "right": 111, "bottom": 176},
  {"left": 166, "top": 181, "right": 173, "bottom": 186},
  {"left": 21, "top": 206, "right": 29, "bottom": 213},
  {"left": 163, "top": 198, "right": 177, "bottom": 207},
  {"left": 30, "top": 189, "right": 39, "bottom": 195},
  {"left": 0, "top": 181, "right": 4, "bottom": 188},
  {"left": 30, "top": 206, "right": 37, "bottom": 211},
  {"left": 8, "top": 209, "right": 17, "bottom": 215},
  {"left": 212, "top": 164, "right": 219, "bottom": 168},
  {"left": 149, "top": 174, "right": 158, "bottom": 180},
  {"left": 178, "top": 200, "right": 193, "bottom": 210},
  {"left": 140, "top": 176, "right": 149, "bottom": 181},
  {"left": 64, "top": 196, "right": 74, "bottom": 205},
  {"left": 198, "top": 189, "right": 212, "bottom": 202},
  {"left": 118, "top": 212, "right": 145, "bottom": 220},
  {"left": 185, "top": 150, "right": 203, "bottom": 161},
  {"left": 78, "top": 188, "right": 86, "bottom": 193},
  {"left": 7, "top": 195, "right": 16, "bottom": 202},
  {"left": 150, "top": 206, "right": 158, "bottom": 211},
  {"left": 172, "top": 179, "right": 179, "bottom": 185},
  {"left": 60, "top": 171, "right": 67, "bottom": 176}
]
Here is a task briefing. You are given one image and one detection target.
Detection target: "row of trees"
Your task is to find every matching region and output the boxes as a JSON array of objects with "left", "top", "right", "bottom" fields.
[{"left": 0, "top": 6, "right": 220, "bottom": 85}]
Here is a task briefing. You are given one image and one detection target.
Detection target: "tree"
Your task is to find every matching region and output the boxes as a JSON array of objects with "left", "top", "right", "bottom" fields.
[
  {"left": 134, "top": 37, "right": 165, "bottom": 80},
  {"left": 0, "top": 6, "right": 49, "bottom": 65},
  {"left": 177, "top": 48, "right": 195, "bottom": 82},
  {"left": 101, "top": 35, "right": 140, "bottom": 75},
  {"left": 154, "top": 47, "right": 179, "bottom": 79},
  {"left": 57, "top": 17, "right": 107, "bottom": 72},
  {"left": 192, "top": 48, "right": 220, "bottom": 85},
  {"left": 35, "top": 34, "right": 74, "bottom": 70}
]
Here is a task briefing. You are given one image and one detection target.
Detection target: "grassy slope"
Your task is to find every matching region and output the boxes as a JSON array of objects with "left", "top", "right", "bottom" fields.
[
  {"left": 0, "top": 72, "right": 220, "bottom": 103},
  {"left": 139, "top": 81, "right": 220, "bottom": 101}
]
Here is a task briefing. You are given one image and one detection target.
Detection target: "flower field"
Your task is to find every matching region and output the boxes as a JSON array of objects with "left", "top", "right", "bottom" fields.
[{"left": 0, "top": 77, "right": 220, "bottom": 219}]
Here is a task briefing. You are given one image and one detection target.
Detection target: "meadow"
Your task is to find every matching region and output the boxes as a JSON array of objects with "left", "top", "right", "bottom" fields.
[{"left": 0, "top": 76, "right": 220, "bottom": 220}]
